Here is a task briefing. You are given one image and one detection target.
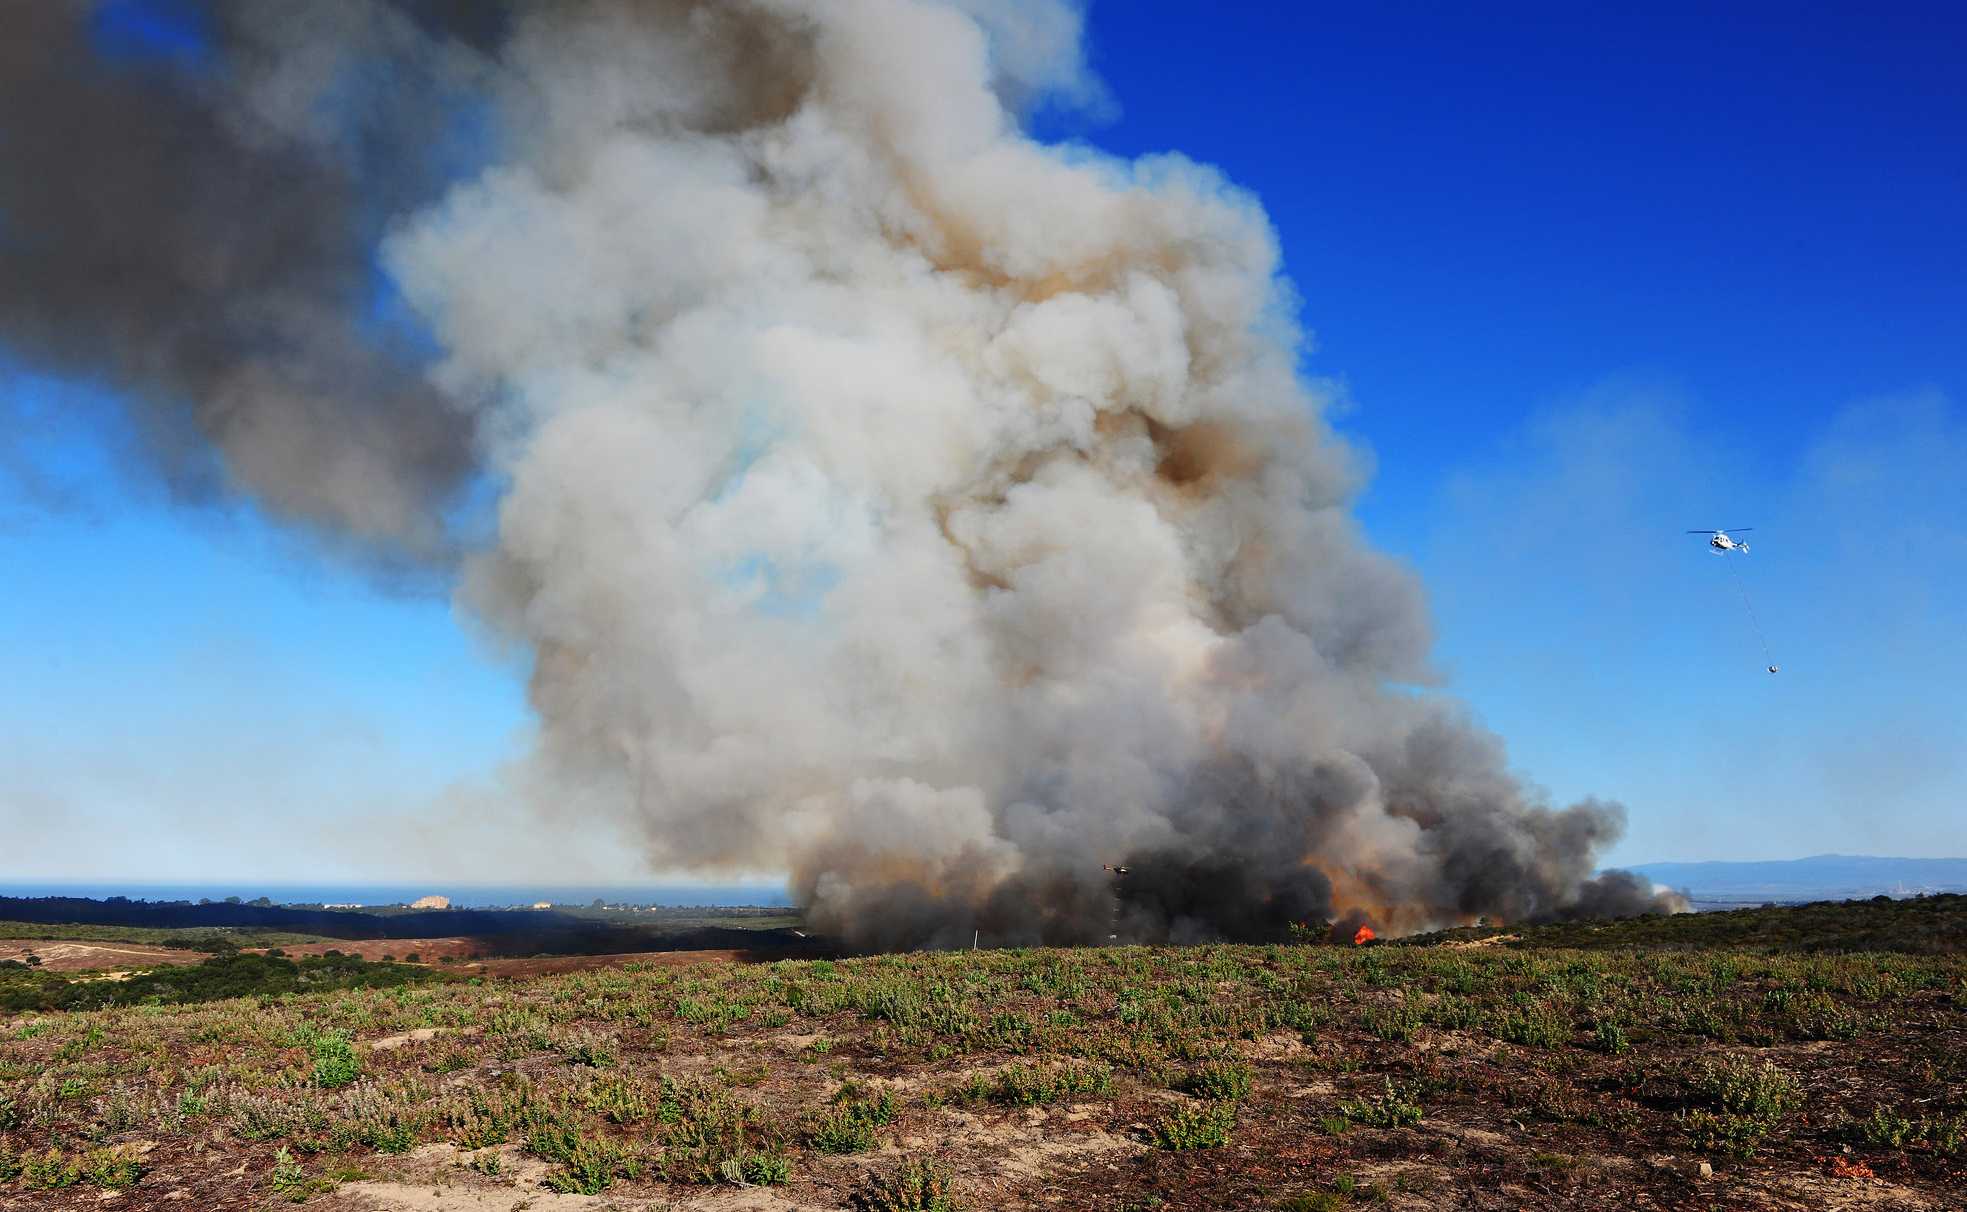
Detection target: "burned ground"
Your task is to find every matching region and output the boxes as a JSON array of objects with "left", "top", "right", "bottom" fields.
[{"left": 1, "top": 903, "right": 1963, "bottom": 1210}]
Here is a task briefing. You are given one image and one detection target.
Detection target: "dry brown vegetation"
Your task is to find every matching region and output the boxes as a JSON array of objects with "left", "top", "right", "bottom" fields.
[{"left": 2, "top": 906, "right": 1964, "bottom": 1211}]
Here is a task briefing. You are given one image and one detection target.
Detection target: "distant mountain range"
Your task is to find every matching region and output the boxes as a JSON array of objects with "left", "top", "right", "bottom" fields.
[{"left": 1625, "top": 854, "right": 1967, "bottom": 905}]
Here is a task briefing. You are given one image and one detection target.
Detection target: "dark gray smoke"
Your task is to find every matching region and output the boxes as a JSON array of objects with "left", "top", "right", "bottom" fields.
[
  {"left": 0, "top": 0, "right": 496, "bottom": 562},
  {"left": 1, "top": 0, "right": 1683, "bottom": 948}
]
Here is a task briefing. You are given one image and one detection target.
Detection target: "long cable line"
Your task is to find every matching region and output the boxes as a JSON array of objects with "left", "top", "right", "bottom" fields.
[{"left": 1723, "top": 555, "right": 1777, "bottom": 672}]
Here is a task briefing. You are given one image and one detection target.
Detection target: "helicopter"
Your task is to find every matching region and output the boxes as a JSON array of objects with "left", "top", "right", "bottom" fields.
[
  {"left": 1686, "top": 527, "right": 1752, "bottom": 554},
  {"left": 1686, "top": 528, "right": 1778, "bottom": 672}
]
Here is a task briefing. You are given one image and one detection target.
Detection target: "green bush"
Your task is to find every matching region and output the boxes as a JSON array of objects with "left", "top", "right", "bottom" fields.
[
  {"left": 1148, "top": 1100, "right": 1236, "bottom": 1149},
  {"left": 1850, "top": 1105, "right": 1967, "bottom": 1155},
  {"left": 850, "top": 1159, "right": 958, "bottom": 1211},
  {"left": 269, "top": 1147, "right": 312, "bottom": 1202},
  {"left": 1678, "top": 1108, "right": 1769, "bottom": 1158},
  {"left": 1691, "top": 1058, "right": 1798, "bottom": 1120},
  {"left": 1178, "top": 1060, "right": 1252, "bottom": 1101},
  {"left": 529, "top": 1121, "right": 633, "bottom": 1194},
  {"left": 719, "top": 1151, "right": 791, "bottom": 1186},
  {"left": 1360, "top": 1003, "right": 1420, "bottom": 1043},
  {"left": 81, "top": 1148, "right": 142, "bottom": 1190},
  {"left": 21, "top": 1148, "right": 81, "bottom": 1189},
  {"left": 812, "top": 1090, "right": 896, "bottom": 1154},
  {"left": 956, "top": 1062, "right": 1112, "bottom": 1106},
  {"left": 311, "top": 1033, "right": 362, "bottom": 1088},
  {"left": 1337, "top": 1079, "right": 1423, "bottom": 1129},
  {"left": 1492, "top": 1003, "right": 1568, "bottom": 1048},
  {"left": 1589, "top": 1019, "right": 1630, "bottom": 1055}
]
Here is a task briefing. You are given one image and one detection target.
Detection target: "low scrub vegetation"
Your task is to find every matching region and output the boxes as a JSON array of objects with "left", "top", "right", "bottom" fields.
[
  {"left": 0, "top": 951, "right": 435, "bottom": 1013},
  {"left": 1, "top": 899, "right": 1963, "bottom": 1208}
]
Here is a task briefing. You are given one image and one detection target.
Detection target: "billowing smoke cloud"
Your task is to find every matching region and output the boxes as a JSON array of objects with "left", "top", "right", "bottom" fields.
[
  {"left": 1, "top": 0, "right": 1682, "bottom": 948},
  {"left": 0, "top": 0, "right": 493, "bottom": 561}
]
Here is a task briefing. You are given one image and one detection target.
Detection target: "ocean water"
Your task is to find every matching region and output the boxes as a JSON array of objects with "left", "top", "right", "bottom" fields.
[{"left": 0, "top": 881, "right": 793, "bottom": 909}]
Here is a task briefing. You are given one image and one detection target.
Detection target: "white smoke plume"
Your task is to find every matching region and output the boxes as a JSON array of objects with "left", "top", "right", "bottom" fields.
[{"left": 2, "top": 0, "right": 1681, "bottom": 947}]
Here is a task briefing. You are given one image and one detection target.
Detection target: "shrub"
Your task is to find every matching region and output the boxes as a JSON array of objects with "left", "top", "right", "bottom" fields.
[
  {"left": 529, "top": 1121, "right": 632, "bottom": 1195},
  {"left": 310, "top": 1033, "right": 361, "bottom": 1089},
  {"left": 957, "top": 1062, "right": 1112, "bottom": 1107},
  {"left": 554, "top": 1029, "right": 618, "bottom": 1068},
  {"left": 719, "top": 1151, "right": 791, "bottom": 1186},
  {"left": 1691, "top": 1058, "right": 1798, "bottom": 1120},
  {"left": 1361, "top": 1003, "right": 1420, "bottom": 1043},
  {"left": 1178, "top": 1060, "right": 1252, "bottom": 1102},
  {"left": 655, "top": 1078, "right": 783, "bottom": 1184},
  {"left": 582, "top": 1075, "right": 649, "bottom": 1124},
  {"left": 1148, "top": 1100, "right": 1236, "bottom": 1150},
  {"left": 21, "top": 1147, "right": 81, "bottom": 1189},
  {"left": 1589, "top": 1019, "right": 1630, "bottom": 1055},
  {"left": 327, "top": 1082, "right": 426, "bottom": 1153},
  {"left": 1678, "top": 1108, "right": 1770, "bottom": 1158},
  {"left": 1493, "top": 1003, "right": 1568, "bottom": 1048},
  {"left": 850, "top": 1159, "right": 958, "bottom": 1212},
  {"left": 81, "top": 1148, "right": 143, "bottom": 1190},
  {"left": 1849, "top": 1105, "right": 1967, "bottom": 1155},
  {"left": 1337, "top": 1079, "right": 1423, "bottom": 1129},
  {"left": 812, "top": 1091, "right": 896, "bottom": 1155},
  {"left": 269, "top": 1147, "right": 320, "bottom": 1202}
]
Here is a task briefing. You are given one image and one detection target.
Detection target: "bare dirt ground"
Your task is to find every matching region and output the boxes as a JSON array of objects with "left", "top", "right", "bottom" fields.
[{"left": 0, "top": 939, "right": 203, "bottom": 973}]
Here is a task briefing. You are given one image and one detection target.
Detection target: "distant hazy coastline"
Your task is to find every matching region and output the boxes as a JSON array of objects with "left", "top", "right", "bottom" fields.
[{"left": 1626, "top": 854, "right": 1967, "bottom": 906}]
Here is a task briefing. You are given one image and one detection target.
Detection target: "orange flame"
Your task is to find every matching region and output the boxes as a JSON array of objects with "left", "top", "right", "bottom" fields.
[{"left": 1352, "top": 925, "right": 1376, "bottom": 946}]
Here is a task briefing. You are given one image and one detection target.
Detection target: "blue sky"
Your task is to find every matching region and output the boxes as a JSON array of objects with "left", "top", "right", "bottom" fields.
[{"left": 3, "top": 1, "right": 1963, "bottom": 882}]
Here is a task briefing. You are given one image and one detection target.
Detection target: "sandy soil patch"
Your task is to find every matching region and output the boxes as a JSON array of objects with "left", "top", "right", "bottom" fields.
[
  {"left": 319, "top": 1144, "right": 831, "bottom": 1212},
  {"left": 0, "top": 939, "right": 205, "bottom": 972}
]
